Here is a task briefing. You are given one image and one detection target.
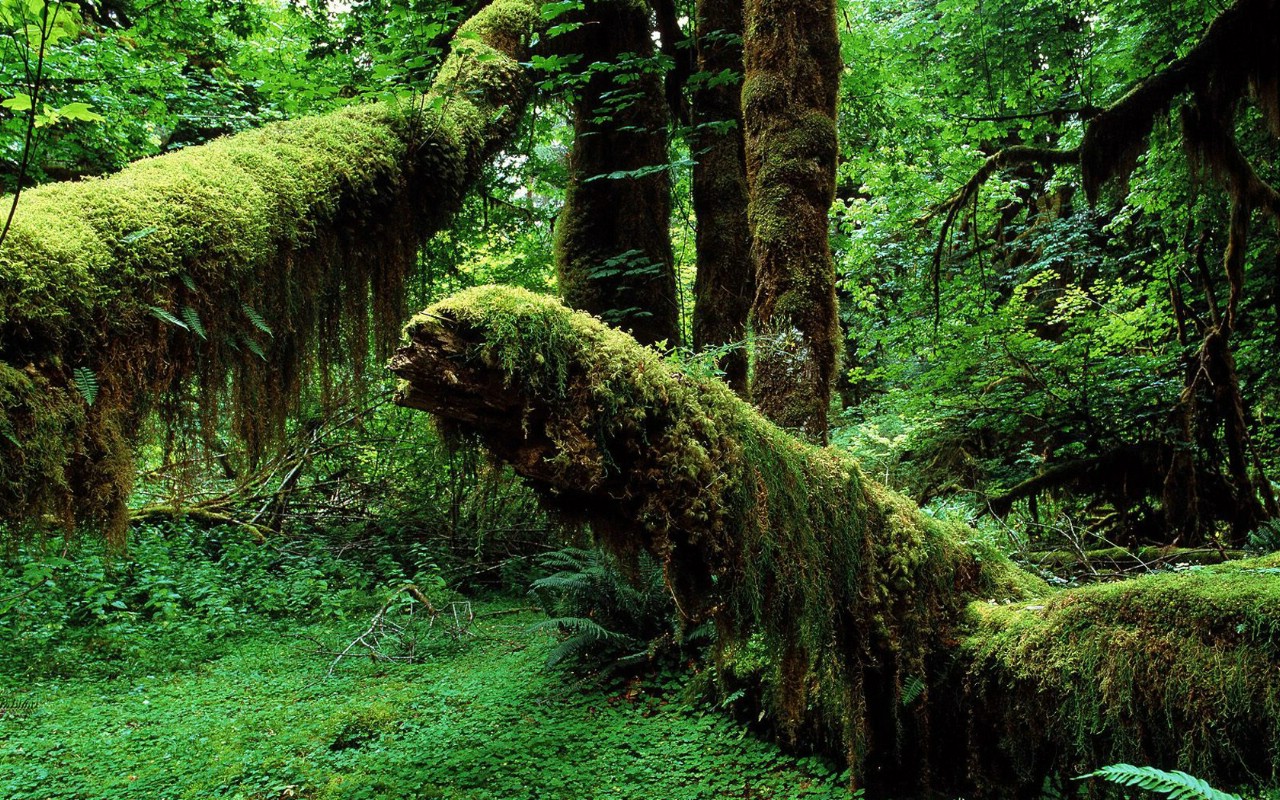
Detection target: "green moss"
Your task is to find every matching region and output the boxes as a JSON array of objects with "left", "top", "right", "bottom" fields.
[
  {"left": 962, "top": 560, "right": 1280, "bottom": 792},
  {"left": 0, "top": 0, "right": 543, "bottom": 537}
]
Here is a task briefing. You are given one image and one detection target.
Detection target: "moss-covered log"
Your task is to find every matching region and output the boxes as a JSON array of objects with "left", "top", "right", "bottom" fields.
[
  {"left": 0, "top": 0, "right": 543, "bottom": 538},
  {"left": 551, "top": 0, "right": 680, "bottom": 348},
  {"left": 390, "top": 285, "right": 1280, "bottom": 796}
]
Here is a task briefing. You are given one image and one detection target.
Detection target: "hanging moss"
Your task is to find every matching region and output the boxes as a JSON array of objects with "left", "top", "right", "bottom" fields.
[
  {"left": 391, "top": 285, "right": 1280, "bottom": 795},
  {"left": 0, "top": 0, "right": 543, "bottom": 539}
]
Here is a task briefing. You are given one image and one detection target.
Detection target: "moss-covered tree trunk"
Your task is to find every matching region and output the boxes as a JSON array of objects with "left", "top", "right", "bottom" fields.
[
  {"left": 551, "top": 0, "right": 680, "bottom": 348},
  {"left": 390, "top": 285, "right": 1280, "bottom": 796},
  {"left": 740, "top": 0, "right": 841, "bottom": 441},
  {"left": 690, "top": 0, "right": 753, "bottom": 395},
  {"left": 0, "top": 0, "right": 544, "bottom": 538}
]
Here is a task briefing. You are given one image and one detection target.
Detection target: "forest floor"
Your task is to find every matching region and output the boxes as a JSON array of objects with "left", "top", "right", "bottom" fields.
[{"left": 0, "top": 575, "right": 848, "bottom": 799}]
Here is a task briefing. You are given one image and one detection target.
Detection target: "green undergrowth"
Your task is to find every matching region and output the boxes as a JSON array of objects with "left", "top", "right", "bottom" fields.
[{"left": 0, "top": 524, "right": 850, "bottom": 799}]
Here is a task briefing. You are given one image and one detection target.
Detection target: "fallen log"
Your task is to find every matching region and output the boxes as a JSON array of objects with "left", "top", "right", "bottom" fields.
[
  {"left": 0, "top": 0, "right": 544, "bottom": 538},
  {"left": 390, "top": 285, "right": 1280, "bottom": 795}
]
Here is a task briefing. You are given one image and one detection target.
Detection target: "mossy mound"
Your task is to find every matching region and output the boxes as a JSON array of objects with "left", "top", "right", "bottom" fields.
[
  {"left": 962, "top": 558, "right": 1280, "bottom": 793},
  {"left": 0, "top": 0, "right": 541, "bottom": 538}
]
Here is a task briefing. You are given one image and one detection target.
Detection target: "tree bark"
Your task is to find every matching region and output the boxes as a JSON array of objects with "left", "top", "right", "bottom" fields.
[
  {"left": 0, "top": 0, "right": 545, "bottom": 538},
  {"left": 690, "top": 0, "right": 754, "bottom": 395},
  {"left": 552, "top": 0, "right": 681, "bottom": 348},
  {"left": 741, "top": 0, "right": 841, "bottom": 441},
  {"left": 390, "top": 285, "right": 1280, "bottom": 796}
]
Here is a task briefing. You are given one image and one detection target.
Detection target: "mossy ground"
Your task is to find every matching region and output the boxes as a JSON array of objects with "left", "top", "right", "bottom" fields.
[{"left": 0, "top": 605, "right": 849, "bottom": 799}]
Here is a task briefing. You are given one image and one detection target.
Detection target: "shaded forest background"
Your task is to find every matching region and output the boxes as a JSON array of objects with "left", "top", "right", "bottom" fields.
[
  {"left": 3, "top": 0, "right": 1279, "bottom": 552},
  {"left": 1, "top": 0, "right": 1279, "bottom": 797}
]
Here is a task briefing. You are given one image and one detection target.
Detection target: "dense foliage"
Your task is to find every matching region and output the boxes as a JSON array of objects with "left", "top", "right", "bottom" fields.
[{"left": 2, "top": 0, "right": 1280, "bottom": 796}]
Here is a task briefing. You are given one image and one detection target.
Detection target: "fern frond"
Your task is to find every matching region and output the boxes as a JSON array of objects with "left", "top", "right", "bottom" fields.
[
  {"left": 242, "top": 303, "right": 273, "bottom": 337},
  {"left": 544, "top": 635, "right": 593, "bottom": 668},
  {"left": 528, "top": 616, "right": 622, "bottom": 640},
  {"left": 72, "top": 367, "right": 98, "bottom": 406},
  {"left": 180, "top": 306, "right": 207, "bottom": 340},
  {"left": 901, "top": 675, "right": 926, "bottom": 707},
  {"left": 148, "top": 305, "right": 189, "bottom": 330},
  {"left": 243, "top": 336, "right": 267, "bottom": 361},
  {"left": 1078, "top": 764, "right": 1242, "bottom": 800}
]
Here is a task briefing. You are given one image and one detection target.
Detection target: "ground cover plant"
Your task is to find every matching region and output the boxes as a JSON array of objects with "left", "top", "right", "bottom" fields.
[{"left": 0, "top": 522, "right": 849, "bottom": 799}]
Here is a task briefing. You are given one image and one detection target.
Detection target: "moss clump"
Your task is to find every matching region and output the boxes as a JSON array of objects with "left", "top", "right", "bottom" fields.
[
  {"left": 961, "top": 558, "right": 1280, "bottom": 794},
  {"left": 0, "top": 0, "right": 542, "bottom": 538},
  {"left": 392, "top": 285, "right": 1041, "bottom": 791}
]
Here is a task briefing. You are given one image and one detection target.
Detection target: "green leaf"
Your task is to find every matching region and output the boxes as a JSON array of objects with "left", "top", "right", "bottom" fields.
[
  {"left": 2, "top": 93, "right": 32, "bottom": 112},
  {"left": 148, "top": 306, "right": 188, "bottom": 330},
  {"left": 55, "top": 102, "right": 104, "bottom": 123},
  {"left": 539, "top": 0, "right": 581, "bottom": 22},
  {"left": 1078, "top": 764, "right": 1242, "bottom": 800},
  {"left": 122, "top": 226, "right": 157, "bottom": 245},
  {"left": 241, "top": 303, "right": 273, "bottom": 337},
  {"left": 72, "top": 366, "right": 97, "bottom": 406},
  {"left": 180, "top": 306, "right": 206, "bottom": 340}
]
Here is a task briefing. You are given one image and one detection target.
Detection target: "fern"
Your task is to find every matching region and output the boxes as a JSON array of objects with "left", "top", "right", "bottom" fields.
[
  {"left": 901, "top": 675, "right": 926, "bottom": 707},
  {"left": 148, "top": 305, "right": 189, "bottom": 330},
  {"left": 242, "top": 303, "right": 273, "bottom": 337},
  {"left": 1078, "top": 764, "right": 1242, "bottom": 800},
  {"left": 528, "top": 546, "right": 677, "bottom": 674},
  {"left": 243, "top": 336, "right": 267, "bottom": 361},
  {"left": 180, "top": 305, "right": 207, "bottom": 340},
  {"left": 72, "top": 366, "right": 98, "bottom": 406}
]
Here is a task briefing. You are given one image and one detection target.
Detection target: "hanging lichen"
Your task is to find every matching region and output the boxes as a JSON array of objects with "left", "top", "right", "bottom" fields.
[{"left": 0, "top": 0, "right": 544, "bottom": 540}]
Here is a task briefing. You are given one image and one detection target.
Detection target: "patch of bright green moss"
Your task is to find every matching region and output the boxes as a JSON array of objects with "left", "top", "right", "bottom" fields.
[{"left": 962, "top": 561, "right": 1280, "bottom": 791}]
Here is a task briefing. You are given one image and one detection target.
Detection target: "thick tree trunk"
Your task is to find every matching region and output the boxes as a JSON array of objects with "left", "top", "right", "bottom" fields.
[
  {"left": 0, "top": 0, "right": 544, "bottom": 538},
  {"left": 390, "top": 285, "right": 1280, "bottom": 796},
  {"left": 740, "top": 0, "right": 841, "bottom": 440},
  {"left": 552, "top": 0, "right": 680, "bottom": 348},
  {"left": 690, "top": 0, "right": 753, "bottom": 395}
]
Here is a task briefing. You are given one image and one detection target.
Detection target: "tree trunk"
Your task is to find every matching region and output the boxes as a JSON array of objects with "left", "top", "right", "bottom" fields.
[
  {"left": 690, "top": 0, "right": 753, "bottom": 395},
  {"left": 551, "top": 0, "right": 681, "bottom": 348},
  {"left": 740, "top": 0, "right": 841, "bottom": 441},
  {"left": 390, "top": 285, "right": 1280, "bottom": 796},
  {"left": 0, "top": 0, "right": 545, "bottom": 538}
]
